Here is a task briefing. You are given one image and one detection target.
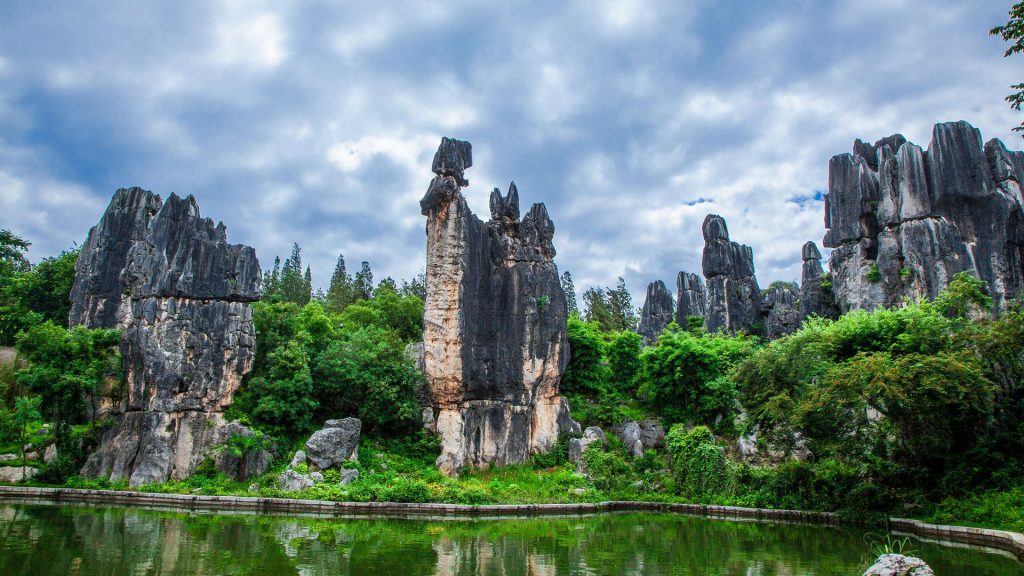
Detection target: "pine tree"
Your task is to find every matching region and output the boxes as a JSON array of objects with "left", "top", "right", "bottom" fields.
[
  {"left": 262, "top": 256, "right": 282, "bottom": 301},
  {"left": 280, "top": 243, "right": 311, "bottom": 305},
  {"left": 561, "top": 271, "right": 579, "bottom": 317},
  {"left": 400, "top": 271, "right": 427, "bottom": 301},
  {"left": 326, "top": 253, "right": 354, "bottom": 313},
  {"left": 607, "top": 277, "right": 637, "bottom": 332},
  {"left": 353, "top": 261, "right": 374, "bottom": 301},
  {"left": 583, "top": 287, "right": 613, "bottom": 330}
]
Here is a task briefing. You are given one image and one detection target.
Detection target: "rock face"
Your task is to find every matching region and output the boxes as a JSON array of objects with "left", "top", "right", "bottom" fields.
[
  {"left": 675, "top": 271, "right": 706, "bottom": 327},
  {"left": 824, "top": 121, "right": 1024, "bottom": 312},
  {"left": 863, "top": 554, "right": 935, "bottom": 576},
  {"left": 701, "top": 215, "right": 763, "bottom": 334},
  {"left": 762, "top": 284, "right": 801, "bottom": 339},
  {"left": 568, "top": 426, "right": 607, "bottom": 465},
  {"left": 637, "top": 280, "right": 674, "bottom": 344},
  {"left": 74, "top": 188, "right": 260, "bottom": 487},
  {"left": 799, "top": 241, "right": 837, "bottom": 319},
  {"left": 213, "top": 420, "right": 273, "bottom": 481},
  {"left": 420, "top": 138, "right": 576, "bottom": 477}
]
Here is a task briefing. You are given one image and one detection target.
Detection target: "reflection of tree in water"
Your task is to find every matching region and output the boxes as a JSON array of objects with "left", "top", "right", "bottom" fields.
[{"left": 0, "top": 506, "right": 1021, "bottom": 575}]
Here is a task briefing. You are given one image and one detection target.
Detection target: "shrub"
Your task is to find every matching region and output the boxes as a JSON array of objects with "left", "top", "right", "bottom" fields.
[
  {"left": 561, "top": 318, "right": 608, "bottom": 395},
  {"left": 666, "top": 425, "right": 729, "bottom": 499}
]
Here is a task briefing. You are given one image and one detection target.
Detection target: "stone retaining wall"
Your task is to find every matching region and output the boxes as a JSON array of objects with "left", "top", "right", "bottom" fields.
[{"left": 0, "top": 486, "right": 1020, "bottom": 562}]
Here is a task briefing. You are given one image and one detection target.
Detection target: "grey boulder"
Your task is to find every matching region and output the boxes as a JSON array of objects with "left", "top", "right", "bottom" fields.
[
  {"left": 305, "top": 418, "right": 361, "bottom": 470},
  {"left": 568, "top": 426, "right": 607, "bottom": 465},
  {"left": 862, "top": 554, "right": 935, "bottom": 576},
  {"left": 277, "top": 469, "right": 314, "bottom": 493}
]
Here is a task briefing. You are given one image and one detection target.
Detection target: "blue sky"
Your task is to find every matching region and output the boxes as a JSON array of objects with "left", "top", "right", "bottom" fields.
[{"left": 1, "top": 0, "right": 1021, "bottom": 305}]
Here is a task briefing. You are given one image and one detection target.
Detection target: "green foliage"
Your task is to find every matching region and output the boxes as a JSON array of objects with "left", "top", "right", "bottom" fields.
[
  {"left": 560, "top": 271, "right": 578, "bottom": 317},
  {"left": 819, "top": 272, "right": 833, "bottom": 291},
  {"left": 934, "top": 272, "right": 991, "bottom": 318},
  {"left": 337, "top": 283, "right": 423, "bottom": 342},
  {"left": 898, "top": 267, "right": 912, "bottom": 279},
  {"left": 15, "top": 322, "right": 121, "bottom": 452},
  {"left": 638, "top": 328, "right": 753, "bottom": 428},
  {"left": 582, "top": 277, "right": 637, "bottom": 332},
  {"left": 865, "top": 263, "right": 881, "bottom": 283},
  {"left": 606, "top": 331, "right": 642, "bottom": 391},
  {"left": 561, "top": 318, "right": 608, "bottom": 395},
  {"left": 13, "top": 395, "right": 41, "bottom": 478},
  {"left": 991, "top": 1, "right": 1024, "bottom": 134},
  {"left": 666, "top": 425, "right": 728, "bottom": 498},
  {"left": 0, "top": 235, "right": 78, "bottom": 345},
  {"left": 765, "top": 280, "right": 798, "bottom": 292},
  {"left": 311, "top": 326, "right": 421, "bottom": 434},
  {"left": 684, "top": 316, "right": 705, "bottom": 335},
  {"left": 226, "top": 430, "right": 273, "bottom": 480},
  {"left": 245, "top": 341, "right": 318, "bottom": 437},
  {"left": 582, "top": 444, "right": 635, "bottom": 492}
]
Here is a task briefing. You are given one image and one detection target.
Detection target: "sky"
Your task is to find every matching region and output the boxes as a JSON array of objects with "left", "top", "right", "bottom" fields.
[{"left": 1, "top": 0, "right": 1021, "bottom": 307}]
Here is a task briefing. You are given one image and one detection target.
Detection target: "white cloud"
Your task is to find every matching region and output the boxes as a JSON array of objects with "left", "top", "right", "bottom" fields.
[{"left": 213, "top": 8, "right": 287, "bottom": 69}]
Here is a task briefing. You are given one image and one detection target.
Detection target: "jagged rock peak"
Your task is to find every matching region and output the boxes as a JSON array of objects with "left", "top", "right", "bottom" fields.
[
  {"left": 432, "top": 136, "right": 473, "bottom": 185},
  {"left": 801, "top": 241, "right": 822, "bottom": 262},
  {"left": 638, "top": 280, "right": 674, "bottom": 345},
  {"left": 701, "top": 214, "right": 762, "bottom": 334},
  {"left": 675, "top": 271, "right": 706, "bottom": 326},
  {"left": 823, "top": 120, "right": 1024, "bottom": 313},
  {"left": 702, "top": 214, "right": 729, "bottom": 242},
  {"left": 489, "top": 182, "right": 520, "bottom": 225}
]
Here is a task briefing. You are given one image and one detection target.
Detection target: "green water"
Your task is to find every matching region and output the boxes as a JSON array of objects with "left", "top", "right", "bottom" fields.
[{"left": 0, "top": 504, "right": 1021, "bottom": 575}]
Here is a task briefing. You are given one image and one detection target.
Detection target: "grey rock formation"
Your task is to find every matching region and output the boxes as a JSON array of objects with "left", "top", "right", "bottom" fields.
[
  {"left": 824, "top": 121, "right": 1024, "bottom": 312},
  {"left": 862, "top": 554, "right": 935, "bottom": 576},
  {"left": 568, "top": 426, "right": 607, "bottom": 465},
  {"left": 762, "top": 284, "right": 801, "bottom": 339},
  {"left": 277, "top": 469, "right": 315, "bottom": 493},
  {"left": 799, "top": 241, "right": 837, "bottom": 319},
  {"left": 0, "top": 467, "right": 37, "bottom": 483},
  {"left": 305, "top": 418, "right": 361, "bottom": 470},
  {"left": 675, "top": 271, "right": 706, "bottom": 327},
  {"left": 75, "top": 188, "right": 260, "bottom": 487},
  {"left": 701, "top": 215, "right": 763, "bottom": 334},
  {"left": 339, "top": 468, "right": 360, "bottom": 486},
  {"left": 213, "top": 420, "right": 273, "bottom": 481},
  {"left": 638, "top": 420, "right": 665, "bottom": 450},
  {"left": 289, "top": 450, "right": 306, "bottom": 469},
  {"left": 614, "top": 421, "right": 644, "bottom": 458},
  {"left": 420, "top": 138, "right": 577, "bottom": 477},
  {"left": 637, "top": 280, "right": 674, "bottom": 344}
]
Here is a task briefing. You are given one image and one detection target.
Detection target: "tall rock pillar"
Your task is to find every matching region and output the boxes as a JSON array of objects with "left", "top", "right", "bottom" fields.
[
  {"left": 701, "top": 214, "right": 763, "bottom": 334},
  {"left": 420, "top": 138, "right": 577, "bottom": 477}
]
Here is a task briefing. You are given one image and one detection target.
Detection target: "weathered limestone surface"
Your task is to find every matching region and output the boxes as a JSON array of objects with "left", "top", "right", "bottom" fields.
[
  {"left": 75, "top": 188, "right": 261, "bottom": 487},
  {"left": 799, "top": 241, "right": 837, "bottom": 319},
  {"left": 824, "top": 121, "right": 1024, "bottom": 312},
  {"left": 675, "top": 271, "right": 706, "bottom": 326},
  {"left": 420, "top": 138, "right": 577, "bottom": 477},
  {"left": 862, "top": 554, "right": 935, "bottom": 576},
  {"left": 637, "top": 280, "right": 674, "bottom": 344},
  {"left": 701, "top": 215, "right": 763, "bottom": 334},
  {"left": 305, "top": 418, "right": 361, "bottom": 470},
  {"left": 762, "top": 284, "right": 801, "bottom": 339}
]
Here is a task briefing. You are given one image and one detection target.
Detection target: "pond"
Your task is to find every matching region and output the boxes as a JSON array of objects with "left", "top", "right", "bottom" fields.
[{"left": 0, "top": 503, "right": 1021, "bottom": 575}]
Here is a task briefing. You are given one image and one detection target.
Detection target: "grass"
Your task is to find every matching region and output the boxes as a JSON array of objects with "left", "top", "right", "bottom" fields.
[{"left": 922, "top": 485, "right": 1024, "bottom": 534}]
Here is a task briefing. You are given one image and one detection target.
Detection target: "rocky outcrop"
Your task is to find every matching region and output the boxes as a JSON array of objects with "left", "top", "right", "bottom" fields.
[
  {"left": 824, "top": 121, "right": 1024, "bottom": 312},
  {"left": 75, "top": 188, "right": 260, "bottom": 487},
  {"left": 701, "top": 215, "right": 763, "bottom": 334},
  {"left": 420, "top": 138, "right": 577, "bottom": 477},
  {"left": 568, "top": 426, "right": 607, "bottom": 465},
  {"left": 213, "top": 420, "right": 273, "bottom": 481},
  {"left": 762, "top": 284, "right": 801, "bottom": 339},
  {"left": 675, "top": 271, "right": 706, "bottom": 327},
  {"left": 799, "top": 241, "right": 837, "bottom": 319},
  {"left": 304, "top": 418, "right": 360, "bottom": 470},
  {"left": 613, "top": 419, "right": 664, "bottom": 458},
  {"left": 863, "top": 554, "right": 935, "bottom": 576},
  {"left": 637, "top": 280, "right": 674, "bottom": 344}
]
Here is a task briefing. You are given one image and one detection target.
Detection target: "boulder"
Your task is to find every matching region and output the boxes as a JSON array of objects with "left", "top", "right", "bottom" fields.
[
  {"left": 43, "top": 444, "right": 57, "bottom": 465},
  {"left": 614, "top": 421, "right": 644, "bottom": 458},
  {"left": 637, "top": 280, "right": 674, "bottom": 345},
  {"left": 305, "top": 418, "right": 361, "bottom": 470},
  {"left": 420, "top": 138, "right": 576, "bottom": 477},
  {"left": 75, "top": 188, "right": 260, "bottom": 487},
  {"left": 277, "top": 469, "right": 314, "bottom": 493},
  {"left": 339, "top": 468, "right": 360, "bottom": 486},
  {"left": 213, "top": 420, "right": 273, "bottom": 481},
  {"left": 0, "top": 466, "right": 38, "bottom": 483},
  {"left": 638, "top": 420, "right": 665, "bottom": 450},
  {"left": 862, "top": 554, "right": 935, "bottom": 576},
  {"left": 568, "top": 426, "right": 607, "bottom": 465},
  {"left": 289, "top": 450, "right": 306, "bottom": 469}
]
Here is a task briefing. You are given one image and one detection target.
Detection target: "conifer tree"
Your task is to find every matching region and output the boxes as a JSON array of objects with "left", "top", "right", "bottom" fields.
[
  {"left": 561, "top": 271, "right": 579, "bottom": 317},
  {"left": 353, "top": 261, "right": 374, "bottom": 301}
]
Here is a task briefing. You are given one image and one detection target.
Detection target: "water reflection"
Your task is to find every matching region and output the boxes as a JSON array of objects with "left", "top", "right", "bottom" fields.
[{"left": 0, "top": 504, "right": 1020, "bottom": 575}]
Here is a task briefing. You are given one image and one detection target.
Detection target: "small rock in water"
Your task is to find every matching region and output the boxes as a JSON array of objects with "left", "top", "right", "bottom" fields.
[{"left": 862, "top": 553, "right": 935, "bottom": 576}]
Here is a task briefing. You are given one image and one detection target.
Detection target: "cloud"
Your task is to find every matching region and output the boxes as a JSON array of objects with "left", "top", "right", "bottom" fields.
[{"left": 0, "top": 0, "right": 1020, "bottom": 312}]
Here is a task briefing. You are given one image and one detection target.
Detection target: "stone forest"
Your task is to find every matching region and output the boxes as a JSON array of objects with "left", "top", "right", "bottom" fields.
[{"left": 2, "top": 118, "right": 1024, "bottom": 574}]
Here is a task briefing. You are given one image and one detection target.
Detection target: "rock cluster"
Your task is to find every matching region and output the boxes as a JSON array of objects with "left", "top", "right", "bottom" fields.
[
  {"left": 762, "top": 283, "right": 801, "bottom": 339},
  {"left": 613, "top": 419, "right": 664, "bottom": 458},
  {"left": 420, "top": 138, "right": 579, "bottom": 477},
  {"left": 277, "top": 419, "right": 361, "bottom": 492},
  {"left": 568, "top": 426, "right": 607, "bottom": 466},
  {"left": 637, "top": 280, "right": 674, "bottom": 344},
  {"left": 799, "top": 241, "right": 837, "bottom": 319},
  {"left": 675, "top": 271, "right": 706, "bottom": 327},
  {"left": 824, "top": 121, "right": 1024, "bottom": 312},
  {"left": 74, "top": 188, "right": 261, "bottom": 487},
  {"left": 701, "top": 215, "right": 763, "bottom": 334}
]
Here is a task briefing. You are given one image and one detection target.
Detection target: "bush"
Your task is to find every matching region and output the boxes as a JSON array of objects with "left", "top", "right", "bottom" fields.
[
  {"left": 666, "top": 425, "right": 729, "bottom": 499},
  {"left": 383, "top": 477, "right": 431, "bottom": 503},
  {"left": 606, "top": 331, "right": 642, "bottom": 392},
  {"left": 561, "top": 318, "right": 609, "bottom": 395},
  {"left": 245, "top": 341, "right": 318, "bottom": 437}
]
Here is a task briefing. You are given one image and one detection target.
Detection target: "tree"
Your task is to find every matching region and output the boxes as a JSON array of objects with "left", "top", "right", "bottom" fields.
[
  {"left": 326, "top": 253, "right": 355, "bottom": 313},
  {"left": 991, "top": 2, "right": 1024, "bottom": 134},
  {"left": 582, "top": 287, "right": 613, "bottom": 329},
  {"left": 262, "top": 256, "right": 282, "bottom": 302},
  {"left": 17, "top": 248, "right": 79, "bottom": 327},
  {"left": 245, "top": 341, "right": 318, "bottom": 436},
  {"left": 13, "top": 395, "right": 41, "bottom": 480},
  {"left": 280, "top": 243, "right": 311, "bottom": 305},
  {"left": 561, "top": 271, "right": 579, "bottom": 317},
  {"left": 607, "top": 277, "right": 637, "bottom": 332},
  {"left": 400, "top": 271, "right": 427, "bottom": 301},
  {"left": 353, "top": 261, "right": 374, "bottom": 301},
  {"left": 0, "top": 229, "right": 31, "bottom": 273},
  {"left": 226, "top": 430, "right": 272, "bottom": 480},
  {"left": 561, "top": 318, "right": 608, "bottom": 395},
  {"left": 607, "top": 330, "right": 642, "bottom": 391}
]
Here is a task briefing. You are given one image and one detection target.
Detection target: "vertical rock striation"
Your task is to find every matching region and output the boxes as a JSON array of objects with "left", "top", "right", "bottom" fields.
[
  {"left": 799, "top": 241, "right": 837, "bottom": 319},
  {"left": 675, "top": 271, "right": 706, "bottom": 327},
  {"left": 824, "top": 121, "right": 1024, "bottom": 312},
  {"left": 701, "top": 214, "right": 763, "bottom": 334},
  {"left": 637, "top": 280, "right": 674, "bottom": 344},
  {"left": 74, "top": 188, "right": 260, "bottom": 487},
  {"left": 762, "top": 284, "right": 801, "bottom": 339},
  {"left": 420, "top": 138, "right": 577, "bottom": 477}
]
